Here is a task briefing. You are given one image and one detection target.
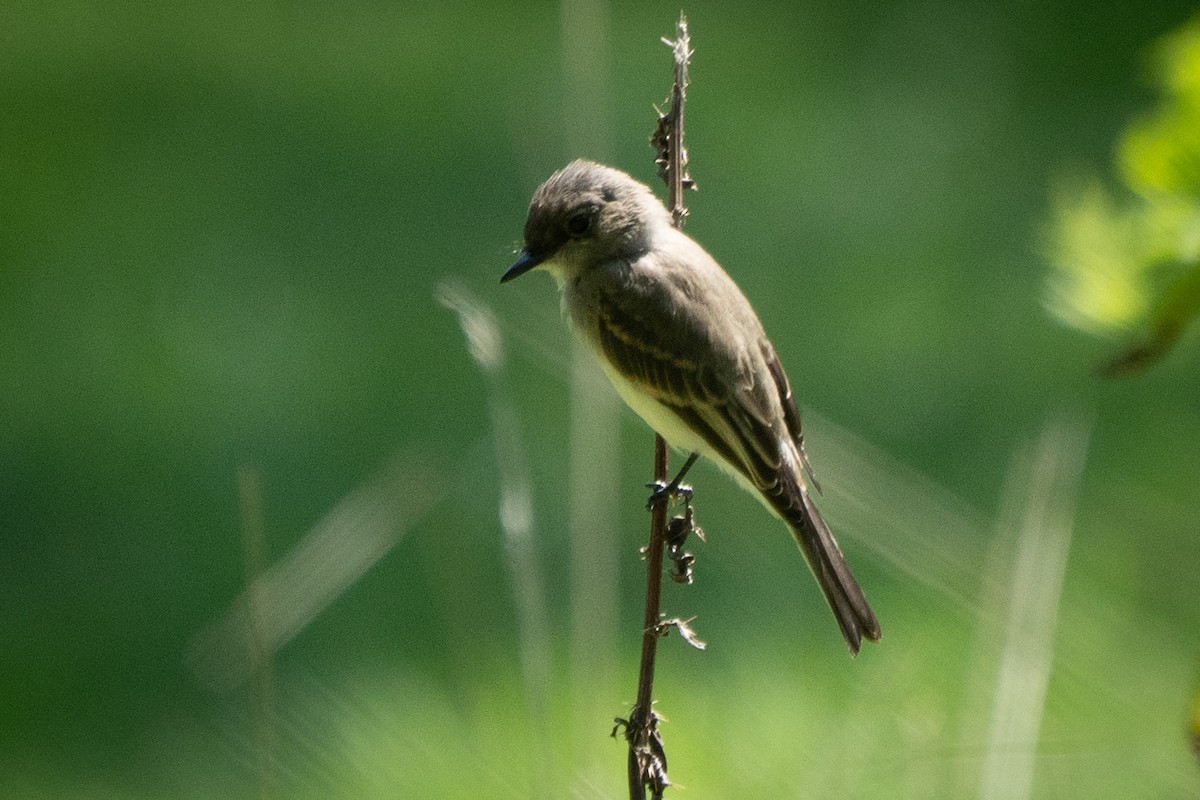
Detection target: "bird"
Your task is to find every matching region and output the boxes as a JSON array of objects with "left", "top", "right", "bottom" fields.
[{"left": 501, "top": 160, "right": 880, "bottom": 654}]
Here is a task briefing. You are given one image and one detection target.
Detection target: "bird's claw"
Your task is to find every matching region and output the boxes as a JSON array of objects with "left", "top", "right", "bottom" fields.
[{"left": 645, "top": 479, "right": 693, "bottom": 510}]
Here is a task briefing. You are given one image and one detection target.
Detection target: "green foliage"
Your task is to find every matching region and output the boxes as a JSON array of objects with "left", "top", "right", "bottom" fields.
[{"left": 1046, "top": 16, "right": 1200, "bottom": 374}]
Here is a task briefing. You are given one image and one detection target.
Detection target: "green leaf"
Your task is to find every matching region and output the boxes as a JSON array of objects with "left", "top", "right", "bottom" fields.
[{"left": 1045, "top": 15, "right": 1200, "bottom": 374}]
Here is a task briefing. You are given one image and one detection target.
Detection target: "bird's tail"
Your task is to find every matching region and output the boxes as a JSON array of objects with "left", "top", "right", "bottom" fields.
[{"left": 776, "top": 468, "right": 881, "bottom": 655}]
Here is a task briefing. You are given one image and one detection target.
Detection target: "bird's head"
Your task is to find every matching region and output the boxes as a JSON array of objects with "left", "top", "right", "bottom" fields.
[{"left": 501, "top": 160, "right": 671, "bottom": 285}]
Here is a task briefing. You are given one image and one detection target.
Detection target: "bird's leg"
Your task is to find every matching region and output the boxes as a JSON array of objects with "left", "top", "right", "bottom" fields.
[{"left": 645, "top": 451, "right": 699, "bottom": 510}]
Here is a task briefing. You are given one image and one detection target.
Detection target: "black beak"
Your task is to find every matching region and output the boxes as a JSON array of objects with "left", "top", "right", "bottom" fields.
[{"left": 500, "top": 249, "right": 545, "bottom": 283}]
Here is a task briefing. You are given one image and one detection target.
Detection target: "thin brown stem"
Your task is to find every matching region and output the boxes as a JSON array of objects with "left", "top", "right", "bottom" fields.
[
  {"left": 624, "top": 13, "right": 693, "bottom": 800},
  {"left": 626, "top": 435, "right": 671, "bottom": 799}
]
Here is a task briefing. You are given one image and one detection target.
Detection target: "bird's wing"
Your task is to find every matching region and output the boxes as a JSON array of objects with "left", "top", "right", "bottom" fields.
[
  {"left": 762, "top": 342, "right": 820, "bottom": 491},
  {"left": 592, "top": 277, "right": 787, "bottom": 491}
]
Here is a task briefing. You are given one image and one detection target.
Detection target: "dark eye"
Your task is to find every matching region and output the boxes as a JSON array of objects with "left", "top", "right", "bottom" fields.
[{"left": 566, "top": 211, "right": 592, "bottom": 237}]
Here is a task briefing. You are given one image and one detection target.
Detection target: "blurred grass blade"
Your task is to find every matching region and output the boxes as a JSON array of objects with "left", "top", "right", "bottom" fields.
[
  {"left": 188, "top": 455, "right": 444, "bottom": 692},
  {"left": 236, "top": 465, "right": 279, "bottom": 800},
  {"left": 438, "top": 280, "right": 555, "bottom": 786},
  {"left": 559, "top": 0, "right": 623, "bottom": 770},
  {"left": 806, "top": 412, "right": 994, "bottom": 613},
  {"left": 978, "top": 415, "right": 1091, "bottom": 800}
]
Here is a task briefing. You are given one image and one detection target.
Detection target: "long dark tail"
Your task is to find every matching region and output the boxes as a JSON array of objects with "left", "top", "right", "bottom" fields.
[{"left": 769, "top": 465, "right": 881, "bottom": 655}]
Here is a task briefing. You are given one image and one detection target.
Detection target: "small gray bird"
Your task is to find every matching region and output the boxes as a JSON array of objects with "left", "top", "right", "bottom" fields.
[{"left": 502, "top": 160, "right": 880, "bottom": 654}]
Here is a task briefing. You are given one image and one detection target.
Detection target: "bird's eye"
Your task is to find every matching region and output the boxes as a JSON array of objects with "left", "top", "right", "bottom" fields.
[{"left": 566, "top": 211, "right": 592, "bottom": 237}]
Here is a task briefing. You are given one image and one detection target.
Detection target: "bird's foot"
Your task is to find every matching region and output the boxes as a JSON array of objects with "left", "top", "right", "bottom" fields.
[
  {"left": 644, "top": 451, "right": 700, "bottom": 510},
  {"left": 645, "top": 478, "right": 693, "bottom": 510}
]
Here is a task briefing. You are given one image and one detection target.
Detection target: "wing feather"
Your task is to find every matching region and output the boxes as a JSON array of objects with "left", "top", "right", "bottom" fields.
[{"left": 593, "top": 281, "right": 786, "bottom": 492}]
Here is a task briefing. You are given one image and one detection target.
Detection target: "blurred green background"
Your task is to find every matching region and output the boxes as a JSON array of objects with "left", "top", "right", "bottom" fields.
[{"left": 3, "top": 1, "right": 1199, "bottom": 797}]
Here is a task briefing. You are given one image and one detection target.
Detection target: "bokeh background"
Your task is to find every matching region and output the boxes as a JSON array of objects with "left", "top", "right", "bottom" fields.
[{"left": 3, "top": 1, "right": 1199, "bottom": 797}]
